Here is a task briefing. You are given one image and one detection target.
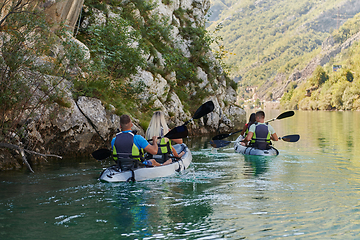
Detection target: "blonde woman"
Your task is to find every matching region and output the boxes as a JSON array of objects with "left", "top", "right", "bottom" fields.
[{"left": 146, "top": 111, "right": 185, "bottom": 165}]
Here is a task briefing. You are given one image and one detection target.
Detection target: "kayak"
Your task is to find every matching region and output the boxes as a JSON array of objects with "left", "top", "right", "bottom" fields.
[
  {"left": 99, "top": 144, "right": 192, "bottom": 182},
  {"left": 233, "top": 135, "right": 279, "bottom": 156}
]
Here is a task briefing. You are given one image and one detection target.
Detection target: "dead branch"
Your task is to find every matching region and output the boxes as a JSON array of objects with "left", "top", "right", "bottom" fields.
[{"left": 0, "top": 142, "right": 62, "bottom": 172}]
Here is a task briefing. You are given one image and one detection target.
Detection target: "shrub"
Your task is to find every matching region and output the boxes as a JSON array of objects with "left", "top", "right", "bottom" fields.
[{"left": 308, "top": 66, "right": 329, "bottom": 86}]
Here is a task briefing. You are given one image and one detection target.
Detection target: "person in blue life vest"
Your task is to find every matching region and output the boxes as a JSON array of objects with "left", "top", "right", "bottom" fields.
[
  {"left": 111, "top": 114, "right": 163, "bottom": 167},
  {"left": 145, "top": 111, "right": 185, "bottom": 165},
  {"left": 242, "top": 110, "right": 279, "bottom": 150}
]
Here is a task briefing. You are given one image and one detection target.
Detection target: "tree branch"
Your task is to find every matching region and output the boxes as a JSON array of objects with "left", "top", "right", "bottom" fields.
[{"left": 0, "top": 142, "right": 63, "bottom": 172}]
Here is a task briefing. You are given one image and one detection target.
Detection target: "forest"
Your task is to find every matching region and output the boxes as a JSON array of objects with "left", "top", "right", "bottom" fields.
[{"left": 207, "top": 0, "right": 360, "bottom": 108}]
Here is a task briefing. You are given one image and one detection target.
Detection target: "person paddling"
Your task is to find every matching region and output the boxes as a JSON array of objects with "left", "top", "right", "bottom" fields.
[
  {"left": 242, "top": 111, "right": 278, "bottom": 150},
  {"left": 240, "top": 113, "right": 256, "bottom": 138},
  {"left": 146, "top": 111, "right": 184, "bottom": 165},
  {"left": 111, "top": 115, "right": 162, "bottom": 167}
]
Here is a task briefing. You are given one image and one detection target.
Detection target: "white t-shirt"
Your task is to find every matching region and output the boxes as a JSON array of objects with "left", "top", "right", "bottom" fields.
[{"left": 249, "top": 122, "right": 275, "bottom": 135}]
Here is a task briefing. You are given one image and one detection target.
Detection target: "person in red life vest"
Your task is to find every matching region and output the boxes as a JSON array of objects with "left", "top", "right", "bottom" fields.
[{"left": 243, "top": 111, "right": 279, "bottom": 150}]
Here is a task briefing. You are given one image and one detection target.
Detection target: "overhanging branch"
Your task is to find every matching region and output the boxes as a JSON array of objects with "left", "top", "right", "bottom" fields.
[{"left": 0, "top": 142, "right": 62, "bottom": 173}]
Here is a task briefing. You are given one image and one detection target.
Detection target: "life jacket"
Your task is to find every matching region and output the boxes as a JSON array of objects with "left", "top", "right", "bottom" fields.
[
  {"left": 146, "top": 138, "right": 172, "bottom": 164},
  {"left": 112, "top": 131, "right": 144, "bottom": 162},
  {"left": 244, "top": 122, "right": 254, "bottom": 137},
  {"left": 158, "top": 138, "right": 172, "bottom": 155},
  {"left": 250, "top": 123, "right": 271, "bottom": 150}
]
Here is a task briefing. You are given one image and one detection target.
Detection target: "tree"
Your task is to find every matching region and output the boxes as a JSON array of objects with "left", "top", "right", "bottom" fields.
[
  {"left": 308, "top": 66, "right": 329, "bottom": 86},
  {"left": 0, "top": 2, "right": 84, "bottom": 146},
  {"left": 0, "top": 0, "right": 33, "bottom": 27}
]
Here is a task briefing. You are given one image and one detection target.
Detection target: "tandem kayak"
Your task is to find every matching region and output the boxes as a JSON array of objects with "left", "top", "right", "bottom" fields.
[
  {"left": 233, "top": 135, "right": 279, "bottom": 156},
  {"left": 99, "top": 144, "right": 192, "bottom": 182}
]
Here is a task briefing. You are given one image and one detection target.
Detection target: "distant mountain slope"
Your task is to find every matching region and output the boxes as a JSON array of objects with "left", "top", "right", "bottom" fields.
[{"left": 207, "top": 0, "right": 360, "bottom": 100}]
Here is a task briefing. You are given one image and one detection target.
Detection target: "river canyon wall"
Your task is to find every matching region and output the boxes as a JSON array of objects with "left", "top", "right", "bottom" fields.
[{"left": 0, "top": 0, "right": 245, "bottom": 170}]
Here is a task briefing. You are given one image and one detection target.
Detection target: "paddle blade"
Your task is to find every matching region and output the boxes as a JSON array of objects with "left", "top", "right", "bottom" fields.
[
  {"left": 212, "top": 130, "right": 242, "bottom": 140},
  {"left": 280, "top": 134, "right": 300, "bottom": 142},
  {"left": 165, "top": 125, "right": 188, "bottom": 139},
  {"left": 193, "top": 100, "right": 215, "bottom": 120},
  {"left": 212, "top": 133, "right": 232, "bottom": 140},
  {"left": 210, "top": 140, "right": 231, "bottom": 148},
  {"left": 92, "top": 149, "right": 112, "bottom": 160},
  {"left": 276, "top": 111, "right": 294, "bottom": 120}
]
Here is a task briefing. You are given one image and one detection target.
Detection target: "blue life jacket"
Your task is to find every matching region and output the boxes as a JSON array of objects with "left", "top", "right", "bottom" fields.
[{"left": 112, "top": 132, "right": 144, "bottom": 161}]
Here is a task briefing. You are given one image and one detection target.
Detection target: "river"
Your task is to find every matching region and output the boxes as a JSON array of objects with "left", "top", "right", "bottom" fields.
[{"left": 1, "top": 110, "right": 360, "bottom": 239}]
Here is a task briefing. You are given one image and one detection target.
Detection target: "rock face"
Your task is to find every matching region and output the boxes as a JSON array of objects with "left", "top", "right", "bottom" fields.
[
  {"left": 43, "top": 0, "right": 85, "bottom": 32},
  {"left": 0, "top": 0, "right": 246, "bottom": 170}
]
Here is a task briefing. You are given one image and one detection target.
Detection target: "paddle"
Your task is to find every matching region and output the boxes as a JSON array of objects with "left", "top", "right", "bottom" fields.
[
  {"left": 184, "top": 100, "right": 215, "bottom": 125},
  {"left": 164, "top": 100, "right": 214, "bottom": 139},
  {"left": 212, "top": 130, "right": 242, "bottom": 140},
  {"left": 92, "top": 128, "right": 189, "bottom": 161},
  {"left": 265, "top": 111, "right": 294, "bottom": 123},
  {"left": 278, "top": 134, "right": 300, "bottom": 142},
  {"left": 210, "top": 134, "right": 300, "bottom": 148},
  {"left": 212, "top": 111, "right": 295, "bottom": 141}
]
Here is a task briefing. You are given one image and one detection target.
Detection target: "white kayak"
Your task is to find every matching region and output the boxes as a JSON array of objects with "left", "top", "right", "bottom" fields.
[
  {"left": 99, "top": 144, "right": 192, "bottom": 182},
  {"left": 233, "top": 135, "right": 279, "bottom": 156}
]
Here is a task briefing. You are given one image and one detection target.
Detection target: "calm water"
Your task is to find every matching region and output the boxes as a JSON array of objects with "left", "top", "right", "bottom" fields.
[{"left": 1, "top": 110, "right": 360, "bottom": 239}]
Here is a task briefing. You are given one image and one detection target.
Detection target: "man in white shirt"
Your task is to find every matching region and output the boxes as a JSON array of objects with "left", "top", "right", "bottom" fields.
[{"left": 243, "top": 111, "right": 278, "bottom": 150}]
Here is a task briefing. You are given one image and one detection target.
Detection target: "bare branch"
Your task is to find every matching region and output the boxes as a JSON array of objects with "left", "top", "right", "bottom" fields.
[{"left": 0, "top": 142, "right": 63, "bottom": 172}]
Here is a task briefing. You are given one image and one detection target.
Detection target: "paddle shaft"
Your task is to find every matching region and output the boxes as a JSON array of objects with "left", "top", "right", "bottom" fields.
[{"left": 211, "top": 134, "right": 299, "bottom": 148}]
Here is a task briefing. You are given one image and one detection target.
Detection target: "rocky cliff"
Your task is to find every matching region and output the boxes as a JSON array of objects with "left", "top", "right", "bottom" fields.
[{"left": 0, "top": 0, "right": 245, "bottom": 170}]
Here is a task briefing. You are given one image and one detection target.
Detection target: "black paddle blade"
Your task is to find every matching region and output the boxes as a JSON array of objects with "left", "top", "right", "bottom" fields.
[
  {"left": 281, "top": 134, "right": 300, "bottom": 142},
  {"left": 92, "top": 148, "right": 112, "bottom": 160},
  {"left": 277, "top": 111, "right": 294, "bottom": 120},
  {"left": 165, "top": 125, "right": 188, "bottom": 139},
  {"left": 210, "top": 140, "right": 231, "bottom": 148},
  {"left": 193, "top": 100, "right": 215, "bottom": 120},
  {"left": 212, "top": 130, "right": 242, "bottom": 140},
  {"left": 212, "top": 133, "right": 232, "bottom": 140}
]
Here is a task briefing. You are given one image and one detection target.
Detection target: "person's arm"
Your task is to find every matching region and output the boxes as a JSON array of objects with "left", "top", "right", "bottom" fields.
[
  {"left": 269, "top": 125, "right": 278, "bottom": 141},
  {"left": 271, "top": 133, "right": 278, "bottom": 141},
  {"left": 143, "top": 136, "right": 158, "bottom": 155},
  {"left": 171, "top": 146, "right": 180, "bottom": 158},
  {"left": 244, "top": 124, "right": 255, "bottom": 142},
  {"left": 244, "top": 132, "right": 253, "bottom": 142},
  {"left": 240, "top": 124, "right": 248, "bottom": 136}
]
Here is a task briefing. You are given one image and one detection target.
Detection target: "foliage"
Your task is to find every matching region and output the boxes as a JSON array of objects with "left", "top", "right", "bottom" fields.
[
  {"left": 281, "top": 38, "right": 360, "bottom": 110},
  {"left": 207, "top": 0, "right": 360, "bottom": 99},
  {"left": 77, "top": 0, "right": 229, "bottom": 116},
  {"left": 308, "top": 66, "right": 329, "bottom": 86},
  {"left": 0, "top": 5, "right": 80, "bottom": 144}
]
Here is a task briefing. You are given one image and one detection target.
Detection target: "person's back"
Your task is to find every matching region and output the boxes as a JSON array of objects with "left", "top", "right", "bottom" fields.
[
  {"left": 250, "top": 122, "right": 271, "bottom": 150},
  {"left": 244, "top": 111, "right": 278, "bottom": 150},
  {"left": 146, "top": 111, "right": 183, "bottom": 164},
  {"left": 112, "top": 114, "right": 160, "bottom": 168}
]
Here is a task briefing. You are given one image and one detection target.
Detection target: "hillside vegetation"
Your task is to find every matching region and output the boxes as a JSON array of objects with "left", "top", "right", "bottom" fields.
[
  {"left": 281, "top": 25, "right": 360, "bottom": 110},
  {"left": 207, "top": 0, "right": 360, "bottom": 101}
]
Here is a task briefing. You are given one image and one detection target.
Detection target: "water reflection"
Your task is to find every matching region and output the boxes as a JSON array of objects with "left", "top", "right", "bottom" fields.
[
  {"left": 106, "top": 178, "right": 214, "bottom": 238},
  {"left": 243, "top": 155, "right": 271, "bottom": 177}
]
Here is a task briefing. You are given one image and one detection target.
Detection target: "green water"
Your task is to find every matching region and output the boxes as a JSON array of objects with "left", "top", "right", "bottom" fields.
[{"left": 1, "top": 110, "right": 360, "bottom": 239}]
